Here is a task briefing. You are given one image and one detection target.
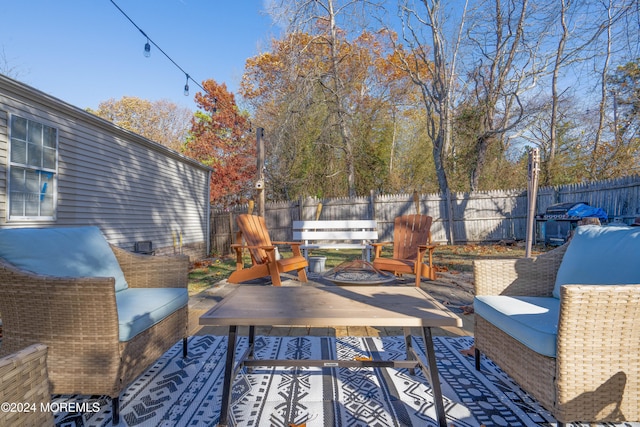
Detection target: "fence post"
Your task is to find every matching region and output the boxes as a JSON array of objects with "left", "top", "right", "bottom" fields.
[
  {"left": 370, "top": 189, "right": 376, "bottom": 220},
  {"left": 228, "top": 211, "right": 234, "bottom": 249},
  {"left": 299, "top": 196, "right": 305, "bottom": 220}
]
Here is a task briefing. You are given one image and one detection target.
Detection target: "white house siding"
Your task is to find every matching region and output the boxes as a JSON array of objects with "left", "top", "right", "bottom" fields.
[{"left": 0, "top": 75, "right": 211, "bottom": 259}]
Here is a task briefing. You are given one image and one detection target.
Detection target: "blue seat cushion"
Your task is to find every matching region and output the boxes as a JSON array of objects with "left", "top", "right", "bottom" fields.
[
  {"left": 0, "top": 226, "right": 128, "bottom": 292},
  {"left": 553, "top": 225, "right": 640, "bottom": 298},
  {"left": 474, "top": 295, "right": 560, "bottom": 358},
  {"left": 116, "top": 288, "right": 188, "bottom": 342}
]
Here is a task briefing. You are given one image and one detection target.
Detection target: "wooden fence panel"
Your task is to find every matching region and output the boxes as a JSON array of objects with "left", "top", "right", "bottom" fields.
[
  {"left": 265, "top": 201, "right": 299, "bottom": 242},
  {"left": 210, "top": 175, "right": 640, "bottom": 256}
]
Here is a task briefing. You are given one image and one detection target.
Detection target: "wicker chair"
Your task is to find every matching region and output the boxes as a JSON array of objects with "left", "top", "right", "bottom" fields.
[
  {"left": 0, "top": 343, "right": 53, "bottom": 426},
  {"left": 473, "top": 242, "right": 640, "bottom": 425},
  {"left": 0, "top": 244, "right": 189, "bottom": 425}
]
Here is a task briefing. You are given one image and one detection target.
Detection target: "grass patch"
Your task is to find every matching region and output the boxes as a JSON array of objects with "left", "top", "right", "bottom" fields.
[
  {"left": 188, "top": 257, "right": 239, "bottom": 296},
  {"left": 433, "top": 243, "right": 540, "bottom": 273}
]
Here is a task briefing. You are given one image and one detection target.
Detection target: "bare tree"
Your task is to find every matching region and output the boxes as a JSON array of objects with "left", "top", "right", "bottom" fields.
[
  {"left": 392, "top": 0, "right": 468, "bottom": 196},
  {"left": 0, "top": 46, "right": 25, "bottom": 79},
  {"left": 461, "top": 0, "right": 544, "bottom": 191},
  {"left": 547, "top": 0, "right": 571, "bottom": 185},
  {"left": 387, "top": 0, "right": 469, "bottom": 242}
]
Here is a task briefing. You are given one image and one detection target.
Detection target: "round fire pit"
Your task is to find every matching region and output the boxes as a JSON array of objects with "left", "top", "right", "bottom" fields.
[{"left": 323, "top": 260, "right": 396, "bottom": 286}]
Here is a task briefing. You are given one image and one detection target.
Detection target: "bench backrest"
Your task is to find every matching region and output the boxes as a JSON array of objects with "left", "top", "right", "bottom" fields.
[{"left": 292, "top": 220, "right": 378, "bottom": 243}]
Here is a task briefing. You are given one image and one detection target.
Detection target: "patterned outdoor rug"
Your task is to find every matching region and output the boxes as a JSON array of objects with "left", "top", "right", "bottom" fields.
[{"left": 53, "top": 335, "right": 638, "bottom": 427}]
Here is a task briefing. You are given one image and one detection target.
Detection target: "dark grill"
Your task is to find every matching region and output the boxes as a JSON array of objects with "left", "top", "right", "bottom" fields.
[{"left": 535, "top": 202, "right": 587, "bottom": 245}]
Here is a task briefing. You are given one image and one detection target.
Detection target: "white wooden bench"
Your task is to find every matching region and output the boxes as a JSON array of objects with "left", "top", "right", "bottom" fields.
[{"left": 292, "top": 220, "right": 378, "bottom": 261}]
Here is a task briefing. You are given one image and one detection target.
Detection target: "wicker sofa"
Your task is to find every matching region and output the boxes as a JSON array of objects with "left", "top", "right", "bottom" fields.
[
  {"left": 0, "top": 226, "right": 189, "bottom": 424},
  {"left": 473, "top": 224, "right": 640, "bottom": 425},
  {"left": 0, "top": 343, "right": 53, "bottom": 426}
]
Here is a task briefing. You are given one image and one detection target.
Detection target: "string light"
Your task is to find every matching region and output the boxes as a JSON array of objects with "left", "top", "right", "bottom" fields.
[
  {"left": 109, "top": 0, "right": 205, "bottom": 96},
  {"left": 144, "top": 38, "right": 151, "bottom": 57},
  {"left": 109, "top": 0, "right": 253, "bottom": 128}
]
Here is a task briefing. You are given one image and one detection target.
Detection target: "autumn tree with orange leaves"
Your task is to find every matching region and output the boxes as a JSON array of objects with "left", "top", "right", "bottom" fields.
[
  {"left": 185, "top": 79, "right": 255, "bottom": 207},
  {"left": 241, "top": 26, "right": 430, "bottom": 199}
]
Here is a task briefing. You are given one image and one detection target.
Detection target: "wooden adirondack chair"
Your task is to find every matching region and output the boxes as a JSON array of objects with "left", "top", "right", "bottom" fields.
[
  {"left": 228, "top": 214, "right": 308, "bottom": 286},
  {"left": 372, "top": 214, "right": 437, "bottom": 287}
]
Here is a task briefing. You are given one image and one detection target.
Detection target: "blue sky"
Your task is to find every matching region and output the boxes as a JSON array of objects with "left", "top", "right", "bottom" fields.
[{"left": 0, "top": 0, "right": 277, "bottom": 112}]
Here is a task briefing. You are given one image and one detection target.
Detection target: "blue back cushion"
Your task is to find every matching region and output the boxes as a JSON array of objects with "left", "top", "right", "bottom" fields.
[
  {"left": 0, "top": 226, "right": 128, "bottom": 292},
  {"left": 553, "top": 225, "right": 640, "bottom": 298}
]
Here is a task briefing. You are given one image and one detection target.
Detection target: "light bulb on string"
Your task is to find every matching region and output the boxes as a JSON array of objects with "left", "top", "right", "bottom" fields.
[
  {"left": 110, "top": 1, "right": 207, "bottom": 98},
  {"left": 144, "top": 39, "right": 151, "bottom": 57}
]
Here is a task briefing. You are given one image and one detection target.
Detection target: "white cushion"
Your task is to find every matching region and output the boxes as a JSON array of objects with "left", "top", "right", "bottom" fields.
[
  {"left": 474, "top": 296, "right": 560, "bottom": 357},
  {"left": 553, "top": 225, "right": 640, "bottom": 298}
]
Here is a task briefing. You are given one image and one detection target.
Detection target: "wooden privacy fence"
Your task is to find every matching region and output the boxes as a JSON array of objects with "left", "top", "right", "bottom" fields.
[{"left": 210, "top": 175, "right": 640, "bottom": 256}]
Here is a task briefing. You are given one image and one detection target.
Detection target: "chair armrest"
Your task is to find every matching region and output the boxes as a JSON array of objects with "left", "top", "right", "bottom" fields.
[
  {"left": 473, "top": 244, "right": 567, "bottom": 296},
  {"left": 418, "top": 243, "right": 438, "bottom": 249},
  {"left": 271, "top": 242, "right": 305, "bottom": 257},
  {"left": 0, "top": 343, "right": 53, "bottom": 426},
  {"left": 556, "top": 284, "right": 640, "bottom": 405},
  {"left": 231, "top": 244, "right": 276, "bottom": 250},
  {"left": 416, "top": 244, "right": 438, "bottom": 267},
  {"left": 111, "top": 245, "right": 189, "bottom": 289},
  {"left": 371, "top": 242, "right": 392, "bottom": 258},
  {"left": 0, "top": 260, "right": 120, "bottom": 355},
  {"left": 418, "top": 244, "right": 438, "bottom": 253}
]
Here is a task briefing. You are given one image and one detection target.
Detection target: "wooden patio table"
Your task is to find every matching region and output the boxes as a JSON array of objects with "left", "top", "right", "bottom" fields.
[{"left": 199, "top": 285, "right": 462, "bottom": 427}]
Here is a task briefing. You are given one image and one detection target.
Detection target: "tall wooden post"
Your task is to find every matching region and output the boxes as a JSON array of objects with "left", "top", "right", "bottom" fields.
[
  {"left": 526, "top": 148, "right": 540, "bottom": 258},
  {"left": 256, "top": 127, "right": 265, "bottom": 217}
]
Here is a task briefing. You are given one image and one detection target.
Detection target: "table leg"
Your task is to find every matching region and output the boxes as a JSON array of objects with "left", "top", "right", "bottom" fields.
[
  {"left": 248, "top": 326, "right": 255, "bottom": 353},
  {"left": 218, "top": 325, "right": 238, "bottom": 427},
  {"left": 422, "top": 326, "right": 447, "bottom": 427},
  {"left": 247, "top": 326, "right": 256, "bottom": 373}
]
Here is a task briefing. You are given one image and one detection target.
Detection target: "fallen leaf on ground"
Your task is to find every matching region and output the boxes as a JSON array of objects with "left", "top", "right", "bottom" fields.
[
  {"left": 460, "top": 305, "right": 474, "bottom": 315},
  {"left": 459, "top": 346, "right": 475, "bottom": 357}
]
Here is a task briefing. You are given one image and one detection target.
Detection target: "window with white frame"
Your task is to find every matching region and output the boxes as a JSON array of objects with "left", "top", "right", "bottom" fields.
[{"left": 8, "top": 115, "right": 58, "bottom": 220}]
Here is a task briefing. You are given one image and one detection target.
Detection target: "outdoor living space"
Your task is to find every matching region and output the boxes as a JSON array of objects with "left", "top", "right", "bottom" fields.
[
  {"left": 3, "top": 233, "right": 640, "bottom": 426},
  {"left": 3, "top": 0, "right": 640, "bottom": 424}
]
